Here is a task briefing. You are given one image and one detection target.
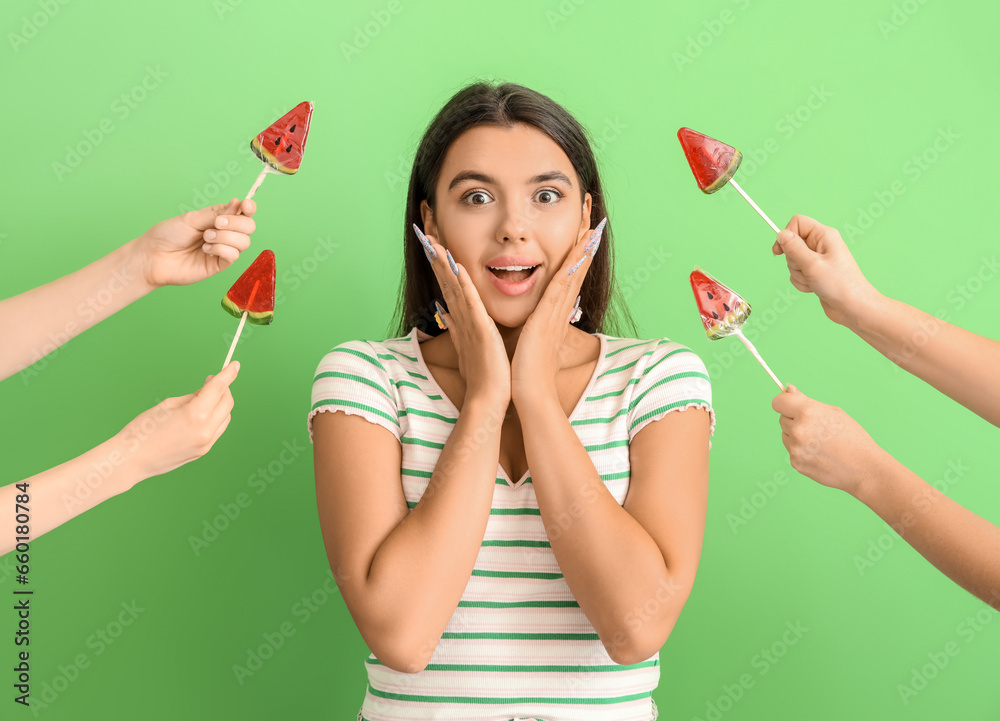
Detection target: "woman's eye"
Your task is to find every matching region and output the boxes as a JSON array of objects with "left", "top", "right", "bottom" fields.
[
  {"left": 535, "top": 189, "right": 562, "bottom": 204},
  {"left": 463, "top": 191, "right": 492, "bottom": 205}
]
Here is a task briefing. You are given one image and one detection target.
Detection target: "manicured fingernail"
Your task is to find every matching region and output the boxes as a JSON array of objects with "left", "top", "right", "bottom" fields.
[
  {"left": 203, "top": 244, "right": 214, "bottom": 253},
  {"left": 567, "top": 256, "right": 586, "bottom": 276},
  {"left": 434, "top": 300, "right": 448, "bottom": 329},
  {"left": 412, "top": 223, "right": 437, "bottom": 262},
  {"left": 205, "top": 229, "right": 217, "bottom": 240},
  {"left": 446, "top": 249, "right": 459, "bottom": 276},
  {"left": 586, "top": 217, "right": 608, "bottom": 258},
  {"left": 217, "top": 216, "right": 229, "bottom": 228},
  {"left": 567, "top": 294, "right": 581, "bottom": 324}
]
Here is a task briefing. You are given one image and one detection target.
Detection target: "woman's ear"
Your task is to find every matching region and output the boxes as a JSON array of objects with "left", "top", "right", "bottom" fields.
[
  {"left": 420, "top": 199, "right": 436, "bottom": 237},
  {"left": 577, "top": 192, "right": 594, "bottom": 244}
]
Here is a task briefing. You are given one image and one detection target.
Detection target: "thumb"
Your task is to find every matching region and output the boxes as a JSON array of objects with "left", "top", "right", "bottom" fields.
[
  {"left": 193, "top": 361, "right": 240, "bottom": 404},
  {"left": 200, "top": 361, "right": 240, "bottom": 390},
  {"left": 776, "top": 230, "right": 816, "bottom": 267},
  {"left": 786, "top": 383, "right": 811, "bottom": 400}
]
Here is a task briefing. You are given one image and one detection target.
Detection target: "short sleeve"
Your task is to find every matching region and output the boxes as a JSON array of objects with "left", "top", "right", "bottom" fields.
[
  {"left": 307, "top": 340, "right": 402, "bottom": 444},
  {"left": 626, "top": 341, "right": 715, "bottom": 446}
]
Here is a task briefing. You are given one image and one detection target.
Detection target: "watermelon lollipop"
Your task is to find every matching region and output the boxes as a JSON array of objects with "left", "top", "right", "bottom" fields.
[
  {"left": 251, "top": 101, "right": 314, "bottom": 176},
  {"left": 691, "top": 268, "right": 751, "bottom": 340},
  {"left": 677, "top": 127, "right": 781, "bottom": 234},
  {"left": 241, "top": 101, "right": 315, "bottom": 203},
  {"left": 221, "top": 250, "right": 276, "bottom": 370},
  {"left": 690, "top": 268, "right": 784, "bottom": 389},
  {"left": 677, "top": 127, "right": 743, "bottom": 194}
]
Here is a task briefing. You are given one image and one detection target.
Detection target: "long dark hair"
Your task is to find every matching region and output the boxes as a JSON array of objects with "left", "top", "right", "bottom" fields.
[{"left": 388, "top": 81, "right": 639, "bottom": 340}]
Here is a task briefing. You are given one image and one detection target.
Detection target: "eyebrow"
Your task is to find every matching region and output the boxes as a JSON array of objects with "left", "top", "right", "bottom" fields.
[{"left": 447, "top": 170, "right": 574, "bottom": 191}]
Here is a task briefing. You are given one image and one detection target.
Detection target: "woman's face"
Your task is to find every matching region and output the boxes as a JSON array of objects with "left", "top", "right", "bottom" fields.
[{"left": 421, "top": 123, "right": 593, "bottom": 329}]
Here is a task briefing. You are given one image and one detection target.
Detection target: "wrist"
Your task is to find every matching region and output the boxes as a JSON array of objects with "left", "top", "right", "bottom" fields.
[
  {"left": 850, "top": 443, "right": 896, "bottom": 506},
  {"left": 120, "top": 236, "right": 158, "bottom": 294},
  {"left": 836, "top": 284, "right": 885, "bottom": 333},
  {"left": 512, "top": 383, "right": 560, "bottom": 415},
  {"left": 93, "top": 433, "right": 148, "bottom": 497},
  {"left": 463, "top": 392, "right": 510, "bottom": 420}
]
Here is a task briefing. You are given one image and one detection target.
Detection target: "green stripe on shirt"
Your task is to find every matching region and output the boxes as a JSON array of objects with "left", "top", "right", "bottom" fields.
[
  {"left": 471, "top": 569, "right": 562, "bottom": 580},
  {"left": 629, "top": 371, "right": 711, "bottom": 411},
  {"left": 313, "top": 371, "right": 392, "bottom": 400},
  {"left": 629, "top": 398, "right": 711, "bottom": 432},
  {"left": 330, "top": 345, "right": 386, "bottom": 372},
  {"left": 456, "top": 599, "right": 576, "bottom": 608},
  {"left": 311, "top": 399, "right": 400, "bottom": 427},
  {"left": 366, "top": 684, "right": 650, "bottom": 705},
  {"left": 440, "top": 632, "right": 600, "bottom": 641},
  {"left": 366, "top": 659, "right": 657, "bottom": 672}
]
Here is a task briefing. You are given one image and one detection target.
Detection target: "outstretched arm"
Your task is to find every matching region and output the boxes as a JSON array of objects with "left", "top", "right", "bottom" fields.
[
  {"left": 0, "top": 363, "right": 239, "bottom": 556},
  {"left": 773, "top": 215, "right": 1000, "bottom": 427},
  {"left": 0, "top": 199, "right": 256, "bottom": 381},
  {"left": 773, "top": 386, "right": 1000, "bottom": 608}
]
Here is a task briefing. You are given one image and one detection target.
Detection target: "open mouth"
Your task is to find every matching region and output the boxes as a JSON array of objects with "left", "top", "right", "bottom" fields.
[{"left": 486, "top": 265, "right": 540, "bottom": 283}]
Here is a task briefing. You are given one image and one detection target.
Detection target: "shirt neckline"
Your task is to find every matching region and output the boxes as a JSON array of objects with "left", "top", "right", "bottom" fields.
[{"left": 407, "top": 327, "right": 606, "bottom": 489}]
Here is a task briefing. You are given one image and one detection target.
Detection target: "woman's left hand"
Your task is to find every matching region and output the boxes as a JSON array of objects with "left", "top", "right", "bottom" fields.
[{"left": 511, "top": 218, "right": 606, "bottom": 408}]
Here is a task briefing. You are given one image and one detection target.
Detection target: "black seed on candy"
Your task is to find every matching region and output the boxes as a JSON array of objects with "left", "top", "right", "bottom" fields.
[
  {"left": 724, "top": 303, "right": 730, "bottom": 311},
  {"left": 274, "top": 138, "right": 280, "bottom": 146},
  {"left": 712, "top": 311, "right": 719, "bottom": 319},
  {"left": 707, "top": 292, "right": 714, "bottom": 299},
  {"left": 290, "top": 124, "right": 296, "bottom": 133},
  {"left": 286, "top": 144, "right": 293, "bottom": 152}
]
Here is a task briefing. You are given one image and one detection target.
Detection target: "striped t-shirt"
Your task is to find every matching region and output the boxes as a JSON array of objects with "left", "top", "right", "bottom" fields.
[{"left": 308, "top": 326, "right": 714, "bottom": 721}]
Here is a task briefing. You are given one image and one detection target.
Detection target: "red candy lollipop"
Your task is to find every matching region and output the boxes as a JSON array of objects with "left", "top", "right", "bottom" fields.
[
  {"left": 221, "top": 250, "right": 276, "bottom": 370},
  {"left": 678, "top": 127, "right": 781, "bottom": 234},
  {"left": 690, "top": 268, "right": 784, "bottom": 389},
  {"left": 677, "top": 127, "right": 743, "bottom": 194},
  {"left": 240, "top": 102, "right": 315, "bottom": 208}
]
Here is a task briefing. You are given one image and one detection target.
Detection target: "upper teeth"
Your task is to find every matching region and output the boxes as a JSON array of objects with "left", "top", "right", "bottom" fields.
[{"left": 489, "top": 265, "right": 535, "bottom": 271}]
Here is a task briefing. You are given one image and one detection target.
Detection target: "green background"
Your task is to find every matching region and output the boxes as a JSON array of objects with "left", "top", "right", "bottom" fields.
[{"left": 2, "top": 0, "right": 998, "bottom": 719}]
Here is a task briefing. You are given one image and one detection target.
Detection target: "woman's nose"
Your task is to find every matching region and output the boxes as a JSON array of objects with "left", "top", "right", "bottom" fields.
[{"left": 498, "top": 203, "right": 531, "bottom": 241}]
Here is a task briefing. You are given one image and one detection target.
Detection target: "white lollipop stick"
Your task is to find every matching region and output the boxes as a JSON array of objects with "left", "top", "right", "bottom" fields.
[
  {"left": 244, "top": 166, "right": 270, "bottom": 201},
  {"left": 734, "top": 329, "right": 785, "bottom": 390},
  {"left": 221, "top": 279, "right": 260, "bottom": 371},
  {"left": 222, "top": 311, "right": 248, "bottom": 371},
  {"left": 728, "top": 178, "right": 781, "bottom": 234},
  {"left": 225, "top": 166, "right": 271, "bottom": 219}
]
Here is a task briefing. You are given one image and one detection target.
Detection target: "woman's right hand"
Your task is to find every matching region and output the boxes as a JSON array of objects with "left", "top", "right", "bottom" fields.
[
  {"left": 415, "top": 225, "right": 511, "bottom": 412},
  {"left": 772, "top": 214, "right": 881, "bottom": 327}
]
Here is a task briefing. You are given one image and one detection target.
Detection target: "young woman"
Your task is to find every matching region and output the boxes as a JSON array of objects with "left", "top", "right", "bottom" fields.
[{"left": 310, "top": 82, "right": 714, "bottom": 721}]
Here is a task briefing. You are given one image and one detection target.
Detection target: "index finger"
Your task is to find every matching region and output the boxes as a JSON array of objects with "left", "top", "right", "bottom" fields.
[
  {"left": 785, "top": 215, "right": 828, "bottom": 247},
  {"left": 565, "top": 217, "right": 607, "bottom": 278}
]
